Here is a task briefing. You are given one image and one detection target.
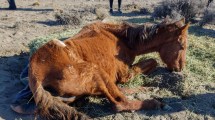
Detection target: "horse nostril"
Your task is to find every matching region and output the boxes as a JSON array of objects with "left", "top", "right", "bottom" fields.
[{"left": 166, "top": 67, "right": 173, "bottom": 72}]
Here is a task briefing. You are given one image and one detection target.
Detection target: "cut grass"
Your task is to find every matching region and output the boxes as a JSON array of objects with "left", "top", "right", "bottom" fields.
[{"left": 28, "top": 29, "right": 81, "bottom": 56}]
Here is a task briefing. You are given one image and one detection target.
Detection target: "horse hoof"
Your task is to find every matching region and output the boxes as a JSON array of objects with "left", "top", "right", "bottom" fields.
[
  {"left": 10, "top": 104, "right": 36, "bottom": 114},
  {"left": 141, "top": 99, "right": 163, "bottom": 110}
]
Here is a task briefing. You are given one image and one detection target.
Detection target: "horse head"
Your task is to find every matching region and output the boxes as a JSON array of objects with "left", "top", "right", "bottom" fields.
[{"left": 157, "top": 18, "right": 190, "bottom": 72}]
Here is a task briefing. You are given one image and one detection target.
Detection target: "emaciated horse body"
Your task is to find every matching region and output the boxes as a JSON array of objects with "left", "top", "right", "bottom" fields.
[{"left": 29, "top": 18, "right": 189, "bottom": 119}]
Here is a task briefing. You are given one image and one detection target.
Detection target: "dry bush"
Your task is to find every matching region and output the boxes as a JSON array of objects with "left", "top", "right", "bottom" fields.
[
  {"left": 95, "top": 7, "right": 110, "bottom": 20},
  {"left": 152, "top": 0, "right": 207, "bottom": 22},
  {"left": 54, "top": 9, "right": 82, "bottom": 25},
  {"left": 139, "top": 7, "right": 154, "bottom": 14},
  {"left": 123, "top": 3, "right": 141, "bottom": 11},
  {"left": 123, "top": 3, "right": 153, "bottom": 14},
  {"left": 200, "top": 2, "right": 215, "bottom": 26},
  {"left": 31, "top": 1, "right": 40, "bottom": 6}
]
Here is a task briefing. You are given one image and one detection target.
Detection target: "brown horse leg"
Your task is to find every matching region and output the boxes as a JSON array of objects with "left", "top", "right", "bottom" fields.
[
  {"left": 132, "top": 58, "right": 157, "bottom": 75},
  {"left": 96, "top": 70, "right": 162, "bottom": 112},
  {"left": 104, "top": 81, "right": 162, "bottom": 111},
  {"left": 117, "top": 59, "right": 157, "bottom": 84}
]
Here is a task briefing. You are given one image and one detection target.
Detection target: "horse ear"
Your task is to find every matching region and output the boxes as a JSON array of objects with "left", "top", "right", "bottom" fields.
[
  {"left": 182, "top": 22, "right": 190, "bottom": 33},
  {"left": 178, "top": 22, "right": 190, "bottom": 34},
  {"left": 174, "top": 18, "right": 186, "bottom": 27},
  {"left": 179, "top": 18, "right": 185, "bottom": 24}
]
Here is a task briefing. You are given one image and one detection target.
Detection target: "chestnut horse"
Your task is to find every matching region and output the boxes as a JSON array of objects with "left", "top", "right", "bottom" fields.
[{"left": 29, "top": 18, "right": 189, "bottom": 119}]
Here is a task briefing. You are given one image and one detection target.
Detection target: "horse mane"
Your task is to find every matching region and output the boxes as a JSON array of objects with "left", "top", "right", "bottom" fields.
[
  {"left": 122, "top": 17, "right": 184, "bottom": 49},
  {"left": 123, "top": 22, "right": 159, "bottom": 49},
  {"left": 99, "top": 18, "right": 182, "bottom": 49}
]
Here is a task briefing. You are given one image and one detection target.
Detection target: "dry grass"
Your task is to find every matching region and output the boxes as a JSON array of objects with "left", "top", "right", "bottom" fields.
[
  {"left": 200, "top": 3, "right": 215, "bottom": 26},
  {"left": 28, "top": 29, "right": 81, "bottom": 56},
  {"left": 54, "top": 10, "right": 82, "bottom": 25},
  {"left": 152, "top": 0, "right": 207, "bottom": 22}
]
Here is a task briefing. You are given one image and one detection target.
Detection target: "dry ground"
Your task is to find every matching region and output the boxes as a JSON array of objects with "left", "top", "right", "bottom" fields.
[{"left": 0, "top": 0, "right": 214, "bottom": 120}]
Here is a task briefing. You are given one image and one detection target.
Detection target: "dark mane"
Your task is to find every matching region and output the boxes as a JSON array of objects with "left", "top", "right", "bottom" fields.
[
  {"left": 123, "top": 18, "right": 185, "bottom": 49},
  {"left": 123, "top": 22, "right": 159, "bottom": 49}
]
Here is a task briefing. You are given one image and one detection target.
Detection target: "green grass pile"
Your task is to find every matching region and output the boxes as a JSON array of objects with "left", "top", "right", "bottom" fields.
[{"left": 28, "top": 29, "right": 81, "bottom": 56}]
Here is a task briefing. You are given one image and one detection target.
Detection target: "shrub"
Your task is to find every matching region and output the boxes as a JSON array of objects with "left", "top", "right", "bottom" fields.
[
  {"left": 152, "top": 0, "right": 207, "bottom": 22},
  {"left": 200, "top": 2, "right": 215, "bottom": 26},
  {"left": 54, "top": 9, "right": 82, "bottom": 25},
  {"left": 95, "top": 8, "right": 110, "bottom": 20}
]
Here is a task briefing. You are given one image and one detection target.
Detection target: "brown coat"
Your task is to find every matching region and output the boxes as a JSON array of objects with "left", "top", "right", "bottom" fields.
[{"left": 29, "top": 18, "right": 189, "bottom": 119}]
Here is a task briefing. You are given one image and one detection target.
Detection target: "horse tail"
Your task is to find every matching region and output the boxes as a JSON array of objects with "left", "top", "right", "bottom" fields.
[{"left": 29, "top": 53, "right": 89, "bottom": 120}]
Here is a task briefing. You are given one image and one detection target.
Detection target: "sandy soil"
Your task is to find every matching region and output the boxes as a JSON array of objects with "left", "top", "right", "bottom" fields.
[{"left": 0, "top": 0, "right": 214, "bottom": 120}]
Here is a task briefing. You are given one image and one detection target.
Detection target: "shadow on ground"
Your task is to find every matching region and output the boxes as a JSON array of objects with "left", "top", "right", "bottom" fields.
[
  {"left": 0, "top": 8, "right": 53, "bottom": 12},
  {"left": 140, "top": 93, "right": 215, "bottom": 117},
  {"left": 37, "top": 20, "right": 62, "bottom": 26},
  {"left": 189, "top": 26, "right": 215, "bottom": 38},
  {"left": 0, "top": 53, "right": 34, "bottom": 120},
  {"left": 111, "top": 11, "right": 145, "bottom": 17}
]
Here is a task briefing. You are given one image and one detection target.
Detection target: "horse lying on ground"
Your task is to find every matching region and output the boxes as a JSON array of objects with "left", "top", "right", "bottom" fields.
[{"left": 29, "top": 18, "right": 189, "bottom": 119}]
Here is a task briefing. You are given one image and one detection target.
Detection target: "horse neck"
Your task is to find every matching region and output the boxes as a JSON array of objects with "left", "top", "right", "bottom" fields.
[
  {"left": 98, "top": 22, "right": 130, "bottom": 36},
  {"left": 135, "top": 37, "right": 163, "bottom": 55},
  {"left": 99, "top": 22, "right": 165, "bottom": 58},
  {"left": 120, "top": 24, "right": 163, "bottom": 55}
]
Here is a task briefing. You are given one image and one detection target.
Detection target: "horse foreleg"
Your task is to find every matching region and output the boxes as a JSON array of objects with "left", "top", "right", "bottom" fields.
[
  {"left": 96, "top": 69, "right": 162, "bottom": 112},
  {"left": 104, "top": 80, "right": 162, "bottom": 111},
  {"left": 131, "top": 58, "right": 157, "bottom": 75},
  {"left": 118, "top": 59, "right": 157, "bottom": 84}
]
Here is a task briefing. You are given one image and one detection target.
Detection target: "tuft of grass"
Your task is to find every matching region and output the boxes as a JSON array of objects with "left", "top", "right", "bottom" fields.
[
  {"left": 28, "top": 29, "right": 81, "bottom": 56},
  {"left": 54, "top": 9, "right": 82, "bottom": 25},
  {"left": 95, "top": 8, "right": 110, "bottom": 20},
  {"left": 119, "top": 74, "right": 155, "bottom": 88},
  {"left": 32, "top": 1, "right": 40, "bottom": 6}
]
